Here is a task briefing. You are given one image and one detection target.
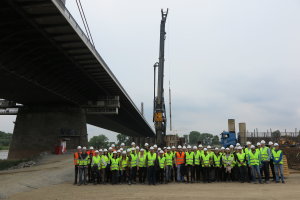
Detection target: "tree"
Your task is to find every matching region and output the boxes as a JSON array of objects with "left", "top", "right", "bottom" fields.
[
  {"left": 189, "top": 131, "right": 201, "bottom": 145},
  {"left": 199, "top": 133, "right": 214, "bottom": 145},
  {"left": 116, "top": 133, "right": 131, "bottom": 146},
  {"left": 88, "top": 134, "right": 109, "bottom": 148},
  {"left": 212, "top": 135, "right": 220, "bottom": 145}
]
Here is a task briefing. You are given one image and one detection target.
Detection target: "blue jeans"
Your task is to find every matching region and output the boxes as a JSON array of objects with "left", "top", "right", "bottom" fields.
[
  {"left": 251, "top": 165, "right": 262, "bottom": 183},
  {"left": 165, "top": 165, "right": 172, "bottom": 182},
  {"left": 177, "top": 164, "right": 184, "bottom": 182},
  {"left": 274, "top": 164, "right": 284, "bottom": 182}
]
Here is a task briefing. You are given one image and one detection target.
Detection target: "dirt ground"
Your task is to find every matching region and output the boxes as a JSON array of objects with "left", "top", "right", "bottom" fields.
[{"left": 1, "top": 154, "right": 300, "bottom": 200}]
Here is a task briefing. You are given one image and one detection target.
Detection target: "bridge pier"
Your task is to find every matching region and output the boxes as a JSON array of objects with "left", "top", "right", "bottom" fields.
[{"left": 8, "top": 106, "right": 88, "bottom": 160}]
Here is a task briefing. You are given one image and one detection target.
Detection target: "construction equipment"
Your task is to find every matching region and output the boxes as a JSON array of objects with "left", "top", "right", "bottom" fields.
[
  {"left": 221, "top": 119, "right": 237, "bottom": 147},
  {"left": 153, "top": 9, "right": 168, "bottom": 146}
]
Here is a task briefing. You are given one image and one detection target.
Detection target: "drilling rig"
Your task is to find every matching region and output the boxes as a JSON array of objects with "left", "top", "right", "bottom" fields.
[{"left": 153, "top": 9, "right": 168, "bottom": 146}]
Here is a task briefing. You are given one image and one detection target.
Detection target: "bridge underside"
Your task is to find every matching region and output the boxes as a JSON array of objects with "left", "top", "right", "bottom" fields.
[{"left": 0, "top": 0, "right": 154, "bottom": 158}]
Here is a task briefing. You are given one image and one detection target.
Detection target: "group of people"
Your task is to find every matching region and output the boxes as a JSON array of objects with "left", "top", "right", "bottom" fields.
[{"left": 73, "top": 140, "right": 285, "bottom": 186}]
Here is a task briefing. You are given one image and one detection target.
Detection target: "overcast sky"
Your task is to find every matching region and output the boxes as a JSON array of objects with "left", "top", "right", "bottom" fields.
[{"left": 1, "top": 0, "right": 300, "bottom": 142}]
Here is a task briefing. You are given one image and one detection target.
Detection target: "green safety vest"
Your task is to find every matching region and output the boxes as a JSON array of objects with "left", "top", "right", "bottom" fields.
[
  {"left": 201, "top": 153, "right": 211, "bottom": 167},
  {"left": 272, "top": 150, "right": 283, "bottom": 164},
  {"left": 260, "top": 147, "right": 270, "bottom": 161},
  {"left": 158, "top": 156, "right": 166, "bottom": 169},
  {"left": 148, "top": 153, "right": 156, "bottom": 166},
  {"left": 185, "top": 152, "right": 194, "bottom": 165},
  {"left": 111, "top": 158, "right": 119, "bottom": 170},
  {"left": 244, "top": 148, "right": 251, "bottom": 156},
  {"left": 79, "top": 154, "right": 89, "bottom": 166},
  {"left": 101, "top": 155, "right": 109, "bottom": 169},
  {"left": 138, "top": 154, "right": 147, "bottom": 167},
  {"left": 236, "top": 153, "right": 247, "bottom": 166},
  {"left": 222, "top": 154, "right": 234, "bottom": 167},
  {"left": 108, "top": 153, "right": 113, "bottom": 164},
  {"left": 120, "top": 157, "right": 128, "bottom": 168},
  {"left": 92, "top": 155, "right": 101, "bottom": 169},
  {"left": 194, "top": 151, "right": 201, "bottom": 165},
  {"left": 248, "top": 151, "right": 260, "bottom": 166},
  {"left": 213, "top": 154, "right": 222, "bottom": 167},
  {"left": 165, "top": 153, "right": 173, "bottom": 166},
  {"left": 130, "top": 154, "right": 137, "bottom": 167}
]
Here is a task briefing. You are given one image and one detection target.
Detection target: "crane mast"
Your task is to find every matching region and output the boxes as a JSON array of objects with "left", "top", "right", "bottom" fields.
[{"left": 153, "top": 9, "right": 168, "bottom": 146}]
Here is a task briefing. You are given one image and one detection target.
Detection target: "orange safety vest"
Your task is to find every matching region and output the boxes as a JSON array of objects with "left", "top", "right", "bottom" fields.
[
  {"left": 87, "top": 150, "right": 95, "bottom": 156},
  {"left": 74, "top": 152, "right": 81, "bottom": 165},
  {"left": 176, "top": 152, "right": 185, "bottom": 165}
]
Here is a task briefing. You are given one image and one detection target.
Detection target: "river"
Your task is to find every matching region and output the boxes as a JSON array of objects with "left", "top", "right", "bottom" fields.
[{"left": 0, "top": 150, "right": 8, "bottom": 159}]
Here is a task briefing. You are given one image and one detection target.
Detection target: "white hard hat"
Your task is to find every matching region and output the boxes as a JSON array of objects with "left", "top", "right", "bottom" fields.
[
  {"left": 207, "top": 145, "right": 211, "bottom": 149},
  {"left": 172, "top": 146, "right": 175, "bottom": 149},
  {"left": 121, "top": 143, "right": 125, "bottom": 146},
  {"left": 193, "top": 146, "right": 197, "bottom": 150},
  {"left": 150, "top": 146, "right": 154, "bottom": 150},
  {"left": 187, "top": 145, "right": 191, "bottom": 149},
  {"left": 140, "top": 148, "right": 145, "bottom": 152},
  {"left": 261, "top": 140, "right": 266, "bottom": 144},
  {"left": 99, "top": 149, "right": 103, "bottom": 152},
  {"left": 257, "top": 142, "right": 261, "bottom": 146},
  {"left": 237, "top": 146, "right": 242, "bottom": 150},
  {"left": 153, "top": 144, "right": 158, "bottom": 148},
  {"left": 269, "top": 141, "right": 273, "bottom": 145},
  {"left": 82, "top": 147, "right": 87, "bottom": 150},
  {"left": 203, "top": 148, "right": 208, "bottom": 151},
  {"left": 274, "top": 143, "right": 279, "bottom": 146},
  {"left": 120, "top": 148, "right": 123, "bottom": 151},
  {"left": 113, "top": 151, "right": 117, "bottom": 154},
  {"left": 246, "top": 141, "right": 251, "bottom": 145},
  {"left": 127, "top": 149, "right": 131, "bottom": 152},
  {"left": 198, "top": 144, "right": 203, "bottom": 148},
  {"left": 229, "top": 145, "right": 234, "bottom": 148},
  {"left": 95, "top": 150, "right": 99, "bottom": 153},
  {"left": 131, "top": 148, "right": 135, "bottom": 151},
  {"left": 158, "top": 147, "right": 162, "bottom": 151},
  {"left": 215, "top": 147, "right": 219, "bottom": 150},
  {"left": 111, "top": 144, "right": 115, "bottom": 147},
  {"left": 221, "top": 147, "right": 225, "bottom": 150},
  {"left": 108, "top": 147, "right": 112, "bottom": 150},
  {"left": 159, "top": 150, "right": 164, "bottom": 154},
  {"left": 167, "top": 147, "right": 171, "bottom": 150},
  {"left": 131, "top": 142, "right": 135, "bottom": 145},
  {"left": 236, "top": 143, "right": 241, "bottom": 146},
  {"left": 122, "top": 151, "right": 126, "bottom": 155},
  {"left": 89, "top": 146, "right": 94, "bottom": 150},
  {"left": 136, "top": 146, "right": 140, "bottom": 150},
  {"left": 182, "top": 146, "right": 187, "bottom": 149},
  {"left": 178, "top": 145, "right": 182, "bottom": 149},
  {"left": 163, "top": 147, "right": 167, "bottom": 149},
  {"left": 145, "top": 143, "right": 149, "bottom": 146},
  {"left": 225, "top": 148, "right": 230, "bottom": 151},
  {"left": 104, "top": 149, "right": 108, "bottom": 152},
  {"left": 117, "top": 150, "right": 121, "bottom": 153},
  {"left": 251, "top": 145, "right": 255, "bottom": 149},
  {"left": 77, "top": 146, "right": 82, "bottom": 149}
]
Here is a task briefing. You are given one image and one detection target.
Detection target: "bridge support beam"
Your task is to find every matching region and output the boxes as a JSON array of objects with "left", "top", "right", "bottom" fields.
[{"left": 8, "top": 106, "right": 87, "bottom": 160}]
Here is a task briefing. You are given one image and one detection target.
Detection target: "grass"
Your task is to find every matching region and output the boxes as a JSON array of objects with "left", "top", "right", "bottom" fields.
[{"left": 0, "top": 146, "right": 9, "bottom": 150}]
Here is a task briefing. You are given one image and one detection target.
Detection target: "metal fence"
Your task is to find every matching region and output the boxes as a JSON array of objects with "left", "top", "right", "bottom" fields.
[{"left": 246, "top": 131, "right": 300, "bottom": 144}]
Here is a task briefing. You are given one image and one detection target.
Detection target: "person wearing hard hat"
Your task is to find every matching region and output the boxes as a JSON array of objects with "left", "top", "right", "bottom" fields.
[
  {"left": 73, "top": 146, "right": 82, "bottom": 185},
  {"left": 268, "top": 141, "right": 276, "bottom": 182},
  {"left": 78, "top": 147, "right": 89, "bottom": 185},
  {"left": 138, "top": 149, "right": 147, "bottom": 184},
  {"left": 164, "top": 147, "right": 173, "bottom": 183},
  {"left": 175, "top": 145, "right": 185, "bottom": 182},
  {"left": 245, "top": 141, "right": 252, "bottom": 182},
  {"left": 117, "top": 150, "right": 121, "bottom": 158},
  {"left": 171, "top": 146, "right": 177, "bottom": 182},
  {"left": 119, "top": 151, "right": 129, "bottom": 184},
  {"left": 107, "top": 147, "right": 113, "bottom": 183},
  {"left": 248, "top": 145, "right": 262, "bottom": 184},
  {"left": 158, "top": 150, "right": 166, "bottom": 184},
  {"left": 91, "top": 150, "right": 101, "bottom": 184},
  {"left": 87, "top": 146, "right": 95, "bottom": 183},
  {"left": 271, "top": 143, "right": 285, "bottom": 183},
  {"left": 219, "top": 147, "right": 225, "bottom": 181},
  {"left": 193, "top": 146, "right": 201, "bottom": 183},
  {"left": 110, "top": 151, "right": 120, "bottom": 185},
  {"left": 147, "top": 146, "right": 157, "bottom": 185},
  {"left": 201, "top": 148, "right": 211, "bottom": 183},
  {"left": 131, "top": 142, "right": 136, "bottom": 148},
  {"left": 120, "top": 143, "right": 125, "bottom": 148},
  {"left": 185, "top": 145, "right": 195, "bottom": 183},
  {"left": 213, "top": 147, "right": 222, "bottom": 182},
  {"left": 153, "top": 144, "right": 158, "bottom": 152},
  {"left": 236, "top": 146, "right": 247, "bottom": 183},
  {"left": 222, "top": 148, "right": 234, "bottom": 182},
  {"left": 260, "top": 140, "right": 271, "bottom": 183},
  {"left": 101, "top": 149, "right": 109, "bottom": 184},
  {"left": 128, "top": 147, "right": 138, "bottom": 185}
]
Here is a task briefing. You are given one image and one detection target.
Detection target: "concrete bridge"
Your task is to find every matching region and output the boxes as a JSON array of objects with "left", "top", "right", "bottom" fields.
[{"left": 0, "top": 0, "right": 154, "bottom": 159}]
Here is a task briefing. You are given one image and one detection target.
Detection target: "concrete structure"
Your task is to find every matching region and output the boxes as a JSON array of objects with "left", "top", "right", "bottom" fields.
[
  {"left": 228, "top": 119, "right": 236, "bottom": 132},
  {"left": 238, "top": 123, "right": 247, "bottom": 146},
  {"left": 165, "top": 135, "right": 179, "bottom": 147},
  {"left": 0, "top": 0, "right": 154, "bottom": 159}
]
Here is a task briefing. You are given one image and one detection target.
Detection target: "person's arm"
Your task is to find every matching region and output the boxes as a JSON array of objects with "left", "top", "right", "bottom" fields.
[{"left": 276, "top": 151, "right": 283, "bottom": 164}]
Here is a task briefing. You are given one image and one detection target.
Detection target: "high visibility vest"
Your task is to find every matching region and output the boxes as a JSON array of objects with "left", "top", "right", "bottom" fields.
[
  {"left": 222, "top": 154, "right": 234, "bottom": 167},
  {"left": 158, "top": 156, "right": 166, "bottom": 169},
  {"left": 260, "top": 147, "right": 269, "bottom": 161},
  {"left": 111, "top": 158, "right": 119, "bottom": 170},
  {"left": 209, "top": 151, "right": 215, "bottom": 157},
  {"left": 194, "top": 151, "right": 201, "bottom": 165},
  {"left": 148, "top": 153, "right": 157, "bottom": 166},
  {"left": 92, "top": 155, "right": 101, "bottom": 169},
  {"left": 213, "top": 154, "right": 222, "bottom": 167},
  {"left": 185, "top": 152, "right": 194, "bottom": 165},
  {"left": 130, "top": 154, "right": 138, "bottom": 167},
  {"left": 101, "top": 155, "right": 109, "bottom": 169},
  {"left": 74, "top": 152, "right": 80, "bottom": 165},
  {"left": 138, "top": 154, "right": 147, "bottom": 167},
  {"left": 201, "top": 153, "right": 211, "bottom": 167},
  {"left": 272, "top": 150, "right": 283, "bottom": 164},
  {"left": 248, "top": 151, "right": 260, "bottom": 166},
  {"left": 108, "top": 152, "right": 113, "bottom": 161},
  {"left": 176, "top": 152, "right": 185, "bottom": 165},
  {"left": 120, "top": 157, "right": 128, "bottom": 168},
  {"left": 236, "top": 153, "right": 247, "bottom": 166},
  {"left": 244, "top": 148, "right": 251, "bottom": 156},
  {"left": 79, "top": 153, "right": 89, "bottom": 166},
  {"left": 165, "top": 153, "right": 173, "bottom": 166}
]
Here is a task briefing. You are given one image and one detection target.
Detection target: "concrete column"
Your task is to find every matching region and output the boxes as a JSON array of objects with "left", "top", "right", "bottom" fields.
[
  {"left": 8, "top": 106, "right": 87, "bottom": 160},
  {"left": 239, "top": 123, "right": 247, "bottom": 146}
]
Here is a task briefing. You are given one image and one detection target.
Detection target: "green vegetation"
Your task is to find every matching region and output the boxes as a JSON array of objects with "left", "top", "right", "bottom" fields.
[
  {"left": 88, "top": 134, "right": 109, "bottom": 148},
  {"left": 189, "top": 131, "right": 220, "bottom": 145},
  {"left": 0, "top": 131, "right": 12, "bottom": 150},
  {"left": 116, "top": 133, "right": 131, "bottom": 146}
]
